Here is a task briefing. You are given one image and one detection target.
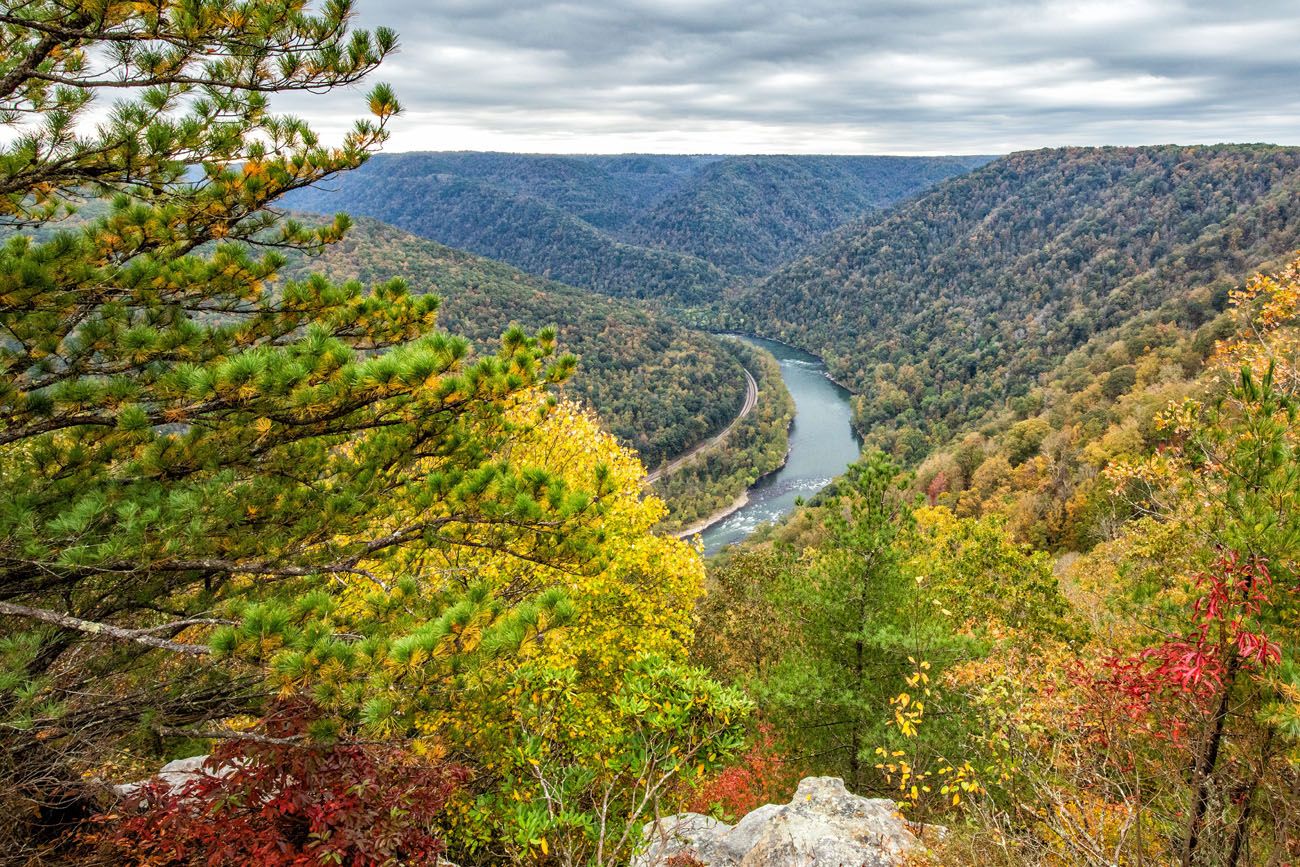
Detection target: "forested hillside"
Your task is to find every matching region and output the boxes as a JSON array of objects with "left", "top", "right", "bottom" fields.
[
  {"left": 623, "top": 155, "right": 992, "bottom": 276},
  {"left": 729, "top": 145, "right": 1300, "bottom": 458},
  {"left": 283, "top": 171, "right": 731, "bottom": 304},
  {"left": 284, "top": 217, "right": 747, "bottom": 467},
  {"left": 283, "top": 152, "right": 985, "bottom": 301},
  {"left": 697, "top": 252, "right": 1300, "bottom": 865},
  {"left": 653, "top": 339, "right": 795, "bottom": 533},
  {"left": 317, "top": 151, "right": 716, "bottom": 231}
]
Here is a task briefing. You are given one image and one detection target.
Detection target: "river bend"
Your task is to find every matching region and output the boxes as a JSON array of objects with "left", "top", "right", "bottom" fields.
[{"left": 696, "top": 336, "right": 861, "bottom": 554}]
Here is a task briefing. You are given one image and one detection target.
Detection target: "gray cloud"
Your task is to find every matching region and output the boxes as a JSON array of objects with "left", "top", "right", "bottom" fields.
[{"left": 281, "top": 0, "right": 1300, "bottom": 153}]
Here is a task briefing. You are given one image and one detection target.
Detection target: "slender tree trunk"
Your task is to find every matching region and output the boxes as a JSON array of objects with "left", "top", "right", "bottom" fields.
[
  {"left": 1227, "top": 728, "right": 1273, "bottom": 867},
  {"left": 849, "top": 726, "right": 860, "bottom": 790},
  {"left": 1134, "top": 768, "right": 1145, "bottom": 867},
  {"left": 849, "top": 636, "right": 864, "bottom": 790},
  {"left": 1227, "top": 782, "right": 1256, "bottom": 867},
  {"left": 1183, "top": 653, "right": 1240, "bottom": 867}
]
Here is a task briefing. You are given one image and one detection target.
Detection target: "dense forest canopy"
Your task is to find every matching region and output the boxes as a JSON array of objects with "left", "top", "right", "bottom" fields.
[
  {"left": 621, "top": 154, "right": 993, "bottom": 276},
  {"left": 327, "top": 152, "right": 719, "bottom": 231},
  {"left": 729, "top": 145, "right": 1300, "bottom": 458},
  {"left": 283, "top": 216, "right": 748, "bottom": 468},
  {"left": 289, "top": 169, "right": 732, "bottom": 304},
  {"left": 282, "top": 152, "right": 988, "bottom": 302}
]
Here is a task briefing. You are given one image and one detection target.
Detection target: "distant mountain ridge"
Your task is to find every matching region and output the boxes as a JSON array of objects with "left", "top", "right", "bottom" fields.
[
  {"left": 350, "top": 152, "right": 717, "bottom": 231},
  {"left": 726, "top": 144, "right": 1300, "bottom": 456},
  {"left": 283, "top": 152, "right": 991, "bottom": 302},
  {"left": 620, "top": 154, "right": 993, "bottom": 276}
]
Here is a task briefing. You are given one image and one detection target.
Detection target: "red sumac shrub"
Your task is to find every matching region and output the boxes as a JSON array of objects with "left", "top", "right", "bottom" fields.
[
  {"left": 688, "top": 724, "right": 803, "bottom": 821},
  {"left": 101, "top": 707, "right": 464, "bottom": 866}
]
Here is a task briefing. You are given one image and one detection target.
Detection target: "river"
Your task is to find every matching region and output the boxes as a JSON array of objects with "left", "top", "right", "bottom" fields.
[{"left": 696, "top": 336, "right": 861, "bottom": 555}]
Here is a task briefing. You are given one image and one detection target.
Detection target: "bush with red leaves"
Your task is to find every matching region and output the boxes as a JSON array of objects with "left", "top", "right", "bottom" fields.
[
  {"left": 99, "top": 705, "right": 465, "bottom": 866},
  {"left": 688, "top": 724, "right": 804, "bottom": 821}
]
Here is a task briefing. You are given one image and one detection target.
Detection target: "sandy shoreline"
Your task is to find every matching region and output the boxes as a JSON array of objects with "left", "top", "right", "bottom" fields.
[
  {"left": 673, "top": 490, "right": 750, "bottom": 539},
  {"left": 670, "top": 416, "right": 796, "bottom": 542}
]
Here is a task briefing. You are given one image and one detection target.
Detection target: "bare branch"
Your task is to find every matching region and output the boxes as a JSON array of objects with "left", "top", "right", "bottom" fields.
[{"left": 0, "top": 600, "right": 211, "bottom": 655}]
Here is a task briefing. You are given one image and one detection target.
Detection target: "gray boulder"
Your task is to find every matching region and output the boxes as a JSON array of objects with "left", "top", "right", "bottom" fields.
[
  {"left": 634, "top": 776, "right": 938, "bottom": 866},
  {"left": 113, "top": 754, "right": 212, "bottom": 801},
  {"left": 112, "top": 754, "right": 245, "bottom": 806}
]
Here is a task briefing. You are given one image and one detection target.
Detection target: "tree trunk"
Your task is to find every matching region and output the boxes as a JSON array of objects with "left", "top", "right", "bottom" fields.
[
  {"left": 849, "top": 636, "right": 864, "bottom": 790},
  {"left": 1182, "top": 652, "right": 1240, "bottom": 867},
  {"left": 1227, "top": 728, "right": 1273, "bottom": 867}
]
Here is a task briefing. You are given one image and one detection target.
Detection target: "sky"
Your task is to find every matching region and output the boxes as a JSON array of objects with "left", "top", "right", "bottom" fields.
[{"left": 282, "top": 0, "right": 1300, "bottom": 155}]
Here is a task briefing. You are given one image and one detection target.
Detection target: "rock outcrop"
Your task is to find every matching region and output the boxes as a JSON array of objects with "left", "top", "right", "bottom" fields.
[
  {"left": 112, "top": 754, "right": 250, "bottom": 808},
  {"left": 634, "top": 776, "right": 937, "bottom": 866},
  {"left": 112, "top": 754, "right": 213, "bottom": 803}
]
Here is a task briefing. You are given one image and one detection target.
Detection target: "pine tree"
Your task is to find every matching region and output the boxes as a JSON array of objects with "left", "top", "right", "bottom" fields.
[
  {"left": 0, "top": 2, "right": 608, "bottom": 856},
  {"left": 758, "top": 452, "right": 916, "bottom": 791}
]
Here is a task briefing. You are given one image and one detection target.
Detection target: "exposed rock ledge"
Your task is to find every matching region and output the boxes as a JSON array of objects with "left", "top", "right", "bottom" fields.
[{"left": 633, "top": 776, "right": 940, "bottom": 866}]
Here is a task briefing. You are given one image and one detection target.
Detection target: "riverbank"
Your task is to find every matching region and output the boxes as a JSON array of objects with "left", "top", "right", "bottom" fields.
[
  {"left": 674, "top": 491, "right": 749, "bottom": 539},
  {"left": 719, "top": 332, "right": 857, "bottom": 395},
  {"left": 694, "top": 335, "right": 861, "bottom": 554},
  {"left": 673, "top": 435, "right": 794, "bottom": 539},
  {"left": 652, "top": 339, "right": 794, "bottom": 535}
]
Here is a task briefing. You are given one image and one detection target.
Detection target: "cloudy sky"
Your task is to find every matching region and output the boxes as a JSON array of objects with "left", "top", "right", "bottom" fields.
[{"left": 288, "top": 0, "right": 1300, "bottom": 155}]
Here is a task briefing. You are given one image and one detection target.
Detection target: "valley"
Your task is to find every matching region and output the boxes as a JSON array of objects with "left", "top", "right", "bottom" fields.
[
  {"left": 281, "top": 152, "right": 1002, "bottom": 540},
  {"left": 282, "top": 145, "right": 1300, "bottom": 552},
  {"left": 282, "top": 152, "right": 992, "bottom": 304},
  {"left": 643, "top": 359, "right": 756, "bottom": 486},
  {"left": 729, "top": 144, "right": 1300, "bottom": 457},
  {"left": 276, "top": 215, "right": 751, "bottom": 470},
  {"left": 9, "top": 7, "right": 1300, "bottom": 859}
]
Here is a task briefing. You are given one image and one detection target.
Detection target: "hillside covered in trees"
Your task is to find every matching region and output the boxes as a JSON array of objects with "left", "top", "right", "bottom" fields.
[
  {"left": 8, "top": 0, "right": 1300, "bottom": 862},
  {"left": 728, "top": 145, "right": 1300, "bottom": 458},
  {"left": 652, "top": 338, "right": 795, "bottom": 533},
  {"left": 621, "top": 154, "right": 992, "bottom": 276},
  {"left": 697, "top": 251, "right": 1300, "bottom": 865},
  {"left": 286, "top": 169, "right": 732, "bottom": 304},
  {"left": 282, "top": 152, "right": 987, "bottom": 302},
  {"left": 283, "top": 217, "right": 748, "bottom": 468}
]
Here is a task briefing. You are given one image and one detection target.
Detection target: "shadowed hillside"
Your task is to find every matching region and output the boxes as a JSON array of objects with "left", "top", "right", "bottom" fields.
[{"left": 283, "top": 217, "right": 748, "bottom": 466}]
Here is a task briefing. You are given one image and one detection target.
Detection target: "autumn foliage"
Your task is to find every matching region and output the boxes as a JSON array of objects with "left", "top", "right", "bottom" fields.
[
  {"left": 101, "top": 705, "right": 465, "bottom": 866},
  {"left": 688, "top": 724, "right": 806, "bottom": 820}
]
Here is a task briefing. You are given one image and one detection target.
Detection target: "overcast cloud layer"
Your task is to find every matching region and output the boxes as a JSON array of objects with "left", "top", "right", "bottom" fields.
[{"left": 285, "top": 0, "right": 1300, "bottom": 154}]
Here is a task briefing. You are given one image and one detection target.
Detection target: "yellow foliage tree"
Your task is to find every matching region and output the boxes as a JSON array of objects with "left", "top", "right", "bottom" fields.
[{"left": 325, "top": 395, "right": 749, "bottom": 864}]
